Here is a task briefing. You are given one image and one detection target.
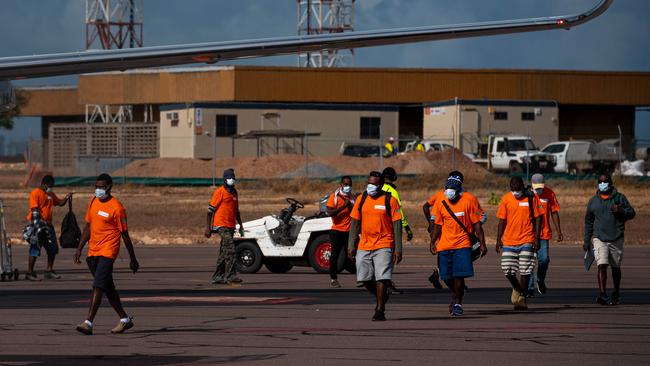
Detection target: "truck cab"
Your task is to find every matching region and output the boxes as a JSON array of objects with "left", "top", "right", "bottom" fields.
[{"left": 487, "top": 135, "right": 556, "bottom": 173}]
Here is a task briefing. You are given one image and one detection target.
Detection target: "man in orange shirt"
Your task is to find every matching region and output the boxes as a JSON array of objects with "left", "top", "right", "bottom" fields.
[
  {"left": 74, "top": 173, "right": 139, "bottom": 335},
  {"left": 423, "top": 171, "right": 487, "bottom": 289},
  {"left": 348, "top": 171, "right": 402, "bottom": 321},
  {"left": 25, "top": 174, "right": 71, "bottom": 281},
  {"left": 205, "top": 169, "right": 245, "bottom": 285},
  {"left": 430, "top": 173, "right": 487, "bottom": 316},
  {"left": 527, "top": 173, "right": 563, "bottom": 296},
  {"left": 326, "top": 176, "right": 354, "bottom": 288},
  {"left": 496, "top": 176, "right": 542, "bottom": 310}
]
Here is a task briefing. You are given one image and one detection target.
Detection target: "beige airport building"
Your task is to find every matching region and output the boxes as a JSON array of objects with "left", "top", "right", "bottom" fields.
[{"left": 18, "top": 66, "right": 650, "bottom": 174}]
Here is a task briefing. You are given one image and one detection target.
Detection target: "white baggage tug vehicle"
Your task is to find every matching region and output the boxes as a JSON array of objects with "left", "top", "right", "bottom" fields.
[{"left": 234, "top": 198, "right": 355, "bottom": 274}]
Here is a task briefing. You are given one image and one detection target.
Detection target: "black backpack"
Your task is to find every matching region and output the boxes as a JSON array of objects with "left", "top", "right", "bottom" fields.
[{"left": 59, "top": 197, "right": 82, "bottom": 249}]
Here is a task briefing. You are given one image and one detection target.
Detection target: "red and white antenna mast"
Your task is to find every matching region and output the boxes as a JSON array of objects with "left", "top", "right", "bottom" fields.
[
  {"left": 85, "top": 0, "right": 143, "bottom": 50},
  {"left": 84, "top": 0, "right": 146, "bottom": 123}
]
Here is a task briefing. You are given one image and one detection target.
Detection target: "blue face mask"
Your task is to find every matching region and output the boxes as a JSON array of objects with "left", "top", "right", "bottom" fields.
[
  {"left": 95, "top": 188, "right": 108, "bottom": 199},
  {"left": 535, "top": 188, "right": 544, "bottom": 195},
  {"left": 366, "top": 184, "right": 379, "bottom": 196},
  {"left": 45, "top": 187, "right": 52, "bottom": 193},
  {"left": 598, "top": 182, "right": 610, "bottom": 192},
  {"left": 444, "top": 188, "right": 457, "bottom": 200}
]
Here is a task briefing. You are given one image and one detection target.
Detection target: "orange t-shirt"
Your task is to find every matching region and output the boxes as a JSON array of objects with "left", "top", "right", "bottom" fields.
[
  {"left": 327, "top": 192, "right": 352, "bottom": 232},
  {"left": 85, "top": 197, "right": 128, "bottom": 259},
  {"left": 426, "top": 190, "right": 444, "bottom": 217},
  {"left": 26, "top": 188, "right": 61, "bottom": 222},
  {"left": 432, "top": 194, "right": 483, "bottom": 252},
  {"left": 535, "top": 187, "right": 560, "bottom": 240},
  {"left": 350, "top": 193, "right": 402, "bottom": 251},
  {"left": 496, "top": 192, "right": 542, "bottom": 246},
  {"left": 209, "top": 186, "right": 239, "bottom": 229}
]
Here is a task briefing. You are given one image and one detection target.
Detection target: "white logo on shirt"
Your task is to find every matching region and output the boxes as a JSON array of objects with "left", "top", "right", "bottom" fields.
[
  {"left": 374, "top": 205, "right": 386, "bottom": 210},
  {"left": 98, "top": 210, "right": 110, "bottom": 218},
  {"left": 540, "top": 199, "right": 548, "bottom": 203},
  {"left": 518, "top": 202, "right": 529, "bottom": 207},
  {"left": 454, "top": 212, "right": 465, "bottom": 217}
]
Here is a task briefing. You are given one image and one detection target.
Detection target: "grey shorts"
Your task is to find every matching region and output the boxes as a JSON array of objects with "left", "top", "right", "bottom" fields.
[
  {"left": 592, "top": 237, "right": 624, "bottom": 268},
  {"left": 356, "top": 248, "right": 393, "bottom": 282}
]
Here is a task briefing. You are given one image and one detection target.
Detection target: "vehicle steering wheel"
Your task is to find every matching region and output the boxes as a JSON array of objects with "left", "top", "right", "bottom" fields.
[{"left": 286, "top": 198, "right": 305, "bottom": 209}]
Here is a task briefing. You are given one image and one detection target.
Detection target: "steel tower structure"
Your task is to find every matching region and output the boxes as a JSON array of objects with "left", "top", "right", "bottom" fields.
[
  {"left": 85, "top": 0, "right": 145, "bottom": 123},
  {"left": 297, "top": 0, "right": 355, "bottom": 67},
  {"left": 85, "top": 0, "right": 143, "bottom": 50}
]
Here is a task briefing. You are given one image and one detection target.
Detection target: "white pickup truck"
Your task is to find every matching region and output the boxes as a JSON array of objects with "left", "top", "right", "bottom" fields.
[
  {"left": 541, "top": 140, "right": 618, "bottom": 174},
  {"left": 471, "top": 135, "right": 556, "bottom": 174}
]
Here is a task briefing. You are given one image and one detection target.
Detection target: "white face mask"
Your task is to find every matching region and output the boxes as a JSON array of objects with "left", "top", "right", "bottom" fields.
[
  {"left": 225, "top": 178, "right": 235, "bottom": 186},
  {"left": 598, "top": 182, "right": 610, "bottom": 192},
  {"left": 444, "top": 188, "right": 457, "bottom": 200},
  {"left": 341, "top": 185, "right": 352, "bottom": 194},
  {"left": 512, "top": 190, "right": 524, "bottom": 198},
  {"left": 45, "top": 187, "right": 52, "bottom": 193},
  {"left": 95, "top": 188, "right": 108, "bottom": 199},
  {"left": 366, "top": 184, "right": 379, "bottom": 196}
]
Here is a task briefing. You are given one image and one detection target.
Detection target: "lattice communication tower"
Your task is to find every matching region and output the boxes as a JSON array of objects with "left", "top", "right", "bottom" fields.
[
  {"left": 85, "top": 0, "right": 143, "bottom": 50},
  {"left": 297, "top": 0, "right": 355, "bottom": 67},
  {"left": 84, "top": 0, "right": 147, "bottom": 123}
]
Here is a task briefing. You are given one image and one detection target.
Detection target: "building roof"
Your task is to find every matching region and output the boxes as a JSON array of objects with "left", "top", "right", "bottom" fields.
[{"left": 18, "top": 65, "right": 650, "bottom": 117}]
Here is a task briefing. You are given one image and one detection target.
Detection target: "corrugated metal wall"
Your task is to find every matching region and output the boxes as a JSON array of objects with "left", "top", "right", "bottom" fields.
[{"left": 20, "top": 67, "right": 650, "bottom": 115}]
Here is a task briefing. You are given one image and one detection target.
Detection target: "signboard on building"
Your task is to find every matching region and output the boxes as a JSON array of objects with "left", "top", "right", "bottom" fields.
[{"left": 195, "top": 108, "right": 203, "bottom": 135}]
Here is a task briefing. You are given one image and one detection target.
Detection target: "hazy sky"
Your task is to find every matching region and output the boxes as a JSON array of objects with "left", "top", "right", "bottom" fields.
[{"left": 1, "top": 0, "right": 649, "bottom": 146}]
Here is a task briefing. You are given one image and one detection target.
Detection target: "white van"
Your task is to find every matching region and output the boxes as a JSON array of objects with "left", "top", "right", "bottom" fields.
[{"left": 541, "top": 140, "right": 618, "bottom": 174}]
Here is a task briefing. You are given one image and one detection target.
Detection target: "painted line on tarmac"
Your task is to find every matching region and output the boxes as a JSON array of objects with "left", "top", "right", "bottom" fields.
[{"left": 72, "top": 296, "right": 309, "bottom": 304}]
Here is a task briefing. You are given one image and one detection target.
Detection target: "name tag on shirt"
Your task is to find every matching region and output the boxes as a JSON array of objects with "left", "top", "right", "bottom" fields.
[
  {"left": 374, "top": 205, "right": 386, "bottom": 210},
  {"left": 454, "top": 212, "right": 465, "bottom": 217},
  {"left": 519, "top": 202, "right": 529, "bottom": 207},
  {"left": 98, "top": 210, "right": 110, "bottom": 218}
]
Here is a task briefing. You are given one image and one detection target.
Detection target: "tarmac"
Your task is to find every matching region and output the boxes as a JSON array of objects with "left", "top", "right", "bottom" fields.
[{"left": 1, "top": 244, "right": 649, "bottom": 366}]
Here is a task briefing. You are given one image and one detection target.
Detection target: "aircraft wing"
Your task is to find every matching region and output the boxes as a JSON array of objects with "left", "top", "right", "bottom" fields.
[{"left": 0, "top": 0, "right": 612, "bottom": 80}]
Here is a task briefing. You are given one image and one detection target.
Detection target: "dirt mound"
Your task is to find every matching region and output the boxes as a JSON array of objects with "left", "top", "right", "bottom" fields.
[{"left": 120, "top": 150, "right": 489, "bottom": 180}]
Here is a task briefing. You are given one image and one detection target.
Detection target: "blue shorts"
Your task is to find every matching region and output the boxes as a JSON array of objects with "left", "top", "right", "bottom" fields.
[
  {"left": 28, "top": 224, "right": 59, "bottom": 258},
  {"left": 438, "top": 247, "right": 474, "bottom": 281}
]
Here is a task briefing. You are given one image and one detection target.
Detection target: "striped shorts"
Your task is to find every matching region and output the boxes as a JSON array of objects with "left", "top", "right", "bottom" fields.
[{"left": 501, "top": 243, "right": 535, "bottom": 276}]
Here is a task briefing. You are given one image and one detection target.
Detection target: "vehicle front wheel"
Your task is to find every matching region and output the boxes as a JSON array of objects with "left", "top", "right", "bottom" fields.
[
  {"left": 264, "top": 260, "right": 293, "bottom": 274},
  {"left": 308, "top": 234, "right": 332, "bottom": 274},
  {"left": 235, "top": 241, "right": 263, "bottom": 274}
]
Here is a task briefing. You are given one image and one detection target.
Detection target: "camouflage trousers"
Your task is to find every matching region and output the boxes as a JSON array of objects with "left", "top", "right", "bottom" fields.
[{"left": 212, "top": 227, "right": 236, "bottom": 281}]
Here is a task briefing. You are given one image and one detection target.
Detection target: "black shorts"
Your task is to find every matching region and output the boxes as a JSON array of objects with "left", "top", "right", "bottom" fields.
[{"left": 86, "top": 256, "right": 116, "bottom": 291}]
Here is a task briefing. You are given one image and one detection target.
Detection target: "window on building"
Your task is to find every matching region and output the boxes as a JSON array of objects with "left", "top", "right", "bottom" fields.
[
  {"left": 216, "top": 115, "right": 237, "bottom": 137},
  {"left": 494, "top": 111, "right": 508, "bottom": 120},
  {"left": 522, "top": 112, "right": 535, "bottom": 121},
  {"left": 168, "top": 112, "right": 179, "bottom": 127},
  {"left": 360, "top": 117, "right": 381, "bottom": 139}
]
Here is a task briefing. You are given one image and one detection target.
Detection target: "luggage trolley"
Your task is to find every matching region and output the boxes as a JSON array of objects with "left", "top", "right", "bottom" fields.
[{"left": 0, "top": 199, "right": 19, "bottom": 281}]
